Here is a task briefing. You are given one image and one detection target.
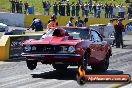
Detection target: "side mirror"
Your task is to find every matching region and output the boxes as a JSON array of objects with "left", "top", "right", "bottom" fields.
[{"left": 100, "top": 36, "right": 103, "bottom": 41}]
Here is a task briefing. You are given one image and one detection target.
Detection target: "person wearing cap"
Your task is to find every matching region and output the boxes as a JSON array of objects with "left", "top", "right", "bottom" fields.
[
  {"left": 66, "top": 17, "right": 74, "bottom": 27},
  {"left": 114, "top": 18, "right": 125, "bottom": 48},
  {"left": 75, "top": 16, "right": 84, "bottom": 27},
  {"left": 47, "top": 14, "right": 58, "bottom": 29},
  {"left": 28, "top": 18, "right": 43, "bottom": 31}
]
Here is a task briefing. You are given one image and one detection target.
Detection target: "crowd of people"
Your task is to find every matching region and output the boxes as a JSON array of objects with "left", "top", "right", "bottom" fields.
[
  {"left": 51, "top": 1, "right": 132, "bottom": 18},
  {"left": 9, "top": 0, "right": 132, "bottom": 19},
  {"left": 9, "top": 0, "right": 29, "bottom": 14}
]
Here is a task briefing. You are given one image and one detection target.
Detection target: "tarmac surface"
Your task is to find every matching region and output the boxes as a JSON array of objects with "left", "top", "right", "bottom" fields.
[{"left": 0, "top": 27, "right": 132, "bottom": 88}]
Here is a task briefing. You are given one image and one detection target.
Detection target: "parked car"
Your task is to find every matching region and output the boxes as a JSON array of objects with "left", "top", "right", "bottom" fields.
[
  {"left": 0, "top": 23, "right": 9, "bottom": 32},
  {"left": 22, "top": 26, "right": 112, "bottom": 72}
]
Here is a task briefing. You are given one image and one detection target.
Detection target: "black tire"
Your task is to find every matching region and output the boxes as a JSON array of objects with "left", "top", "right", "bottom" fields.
[
  {"left": 79, "top": 51, "right": 89, "bottom": 71},
  {"left": 52, "top": 64, "right": 68, "bottom": 71},
  {"left": 91, "top": 53, "right": 110, "bottom": 72},
  {"left": 26, "top": 60, "right": 37, "bottom": 70}
]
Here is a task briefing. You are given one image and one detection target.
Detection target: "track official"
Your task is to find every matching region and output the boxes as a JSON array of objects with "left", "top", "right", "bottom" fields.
[
  {"left": 28, "top": 18, "right": 43, "bottom": 31},
  {"left": 114, "top": 19, "right": 125, "bottom": 48},
  {"left": 47, "top": 14, "right": 58, "bottom": 29}
]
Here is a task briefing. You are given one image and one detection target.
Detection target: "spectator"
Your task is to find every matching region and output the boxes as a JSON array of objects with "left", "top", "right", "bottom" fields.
[
  {"left": 19, "top": 1, "right": 23, "bottom": 13},
  {"left": 104, "top": 3, "right": 109, "bottom": 18},
  {"left": 15, "top": 0, "right": 19, "bottom": 13},
  {"left": 71, "top": 2, "right": 75, "bottom": 16},
  {"left": 81, "top": 3, "right": 85, "bottom": 16},
  {"left": 24, "top": 1, "right": 29, "bottom": 14},
  {"left": 112, "top": 4, "right": 117, "bottom": 18},
  {"left": 114, "top": 19, "right": 125, "bottom": 48},
  {"left": 92, "top": 3, "right": 97, "bottom": 17},
  {"left": 61, "top": 4, "right": 65, "bottom": 16},
  {"left": 66, "top": 17, "right": 74, "bottom": 27},
  {"left": 78, "top": 0, "right": 82, "bottom": 4},
  {"left": 59, "top": 3, "right": 62, "bottom": 15},
  {"left": 120, "top": 4, "right": 125, "bottom": 18},
  {"left": 107, "top": 20, "right": 114, "bottom": 37},
  {"left": 127, "top": 4, "right": 132, "bottom": 19},
  {"left": 76, "top": 2, "right": 80, "bottom": 16},
  {"left": 75, "top": 16, "right": 84, "bottom": 27},
  {"left": 97, "top": 2, "right": 102, "bottom": 18},
  {"left": 84, "top": 2, "right": 89, "bottom": 17},
  {"left": 108, "top": 3, "right": 113, "bottom": 18},
  {"left": 53, "top": 2, "right": 58, "bottom": 15},
  {"left": 46, "top": 1, "right": 50, "bottom": 15},
  {"left": 66, "top": 3, "right": 70, "bottom": 16},
  {"left": 42, "top": 1, "right": 47, "bottom": 15},
  {"left": 117, "top": 4, "right": 125, "bottom": 18},
  {"left": 88, "top": 0, "right": 92, "bottom": 13},
  {"left": 10, "top": 0, "right": 15, "bottom": 13}
]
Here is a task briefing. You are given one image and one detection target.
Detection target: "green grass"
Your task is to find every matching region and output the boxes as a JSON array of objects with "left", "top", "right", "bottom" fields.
[{"left": 0, "top": 0, "right": 126, "bottom": 15}]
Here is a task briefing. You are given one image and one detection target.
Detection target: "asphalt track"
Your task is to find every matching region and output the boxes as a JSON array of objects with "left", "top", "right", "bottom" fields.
[{"left": 0, "top": 27, "right": 132, "bottom": 88}]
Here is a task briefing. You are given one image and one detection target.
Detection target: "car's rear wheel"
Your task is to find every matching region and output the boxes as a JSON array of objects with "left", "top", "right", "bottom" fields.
[
  {"left": 91, "top": 53, "right": 110, "bottom": 72},
  {"left": 52, "top": 64, "right": 68, "bottom": 71},
  {"left": 79, "top": 51, "right": 89, "bottom": 71},
  {"left": 26, "top": 60, "right": 37, "bottom": 70}
]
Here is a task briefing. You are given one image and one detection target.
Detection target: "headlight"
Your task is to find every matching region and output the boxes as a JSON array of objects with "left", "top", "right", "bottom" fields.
[
  {"left": 24, "top": 45, "right": 31, "bottom": 52},
  {"left": 32, "top": 46, "right": 37, "bottom": 51},
  {"left": 68, "top": 46, "right": 76, "bottom": 53}
]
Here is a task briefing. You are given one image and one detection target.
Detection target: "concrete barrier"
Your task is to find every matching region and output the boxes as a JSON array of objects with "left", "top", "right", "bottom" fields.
[
  {"left": 0, "top": 12, "right": 24, "bottom": 27},
  {"left": 0, "top": 12, "right": 131, "bottom": 31},
  {"left": 0, "top": 35, "right": 10, "bottom": 60}
]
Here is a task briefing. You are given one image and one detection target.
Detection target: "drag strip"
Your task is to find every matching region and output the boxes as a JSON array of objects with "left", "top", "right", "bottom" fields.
[{"left": 0, "top": 47, "right": 132, "bottom": 88}]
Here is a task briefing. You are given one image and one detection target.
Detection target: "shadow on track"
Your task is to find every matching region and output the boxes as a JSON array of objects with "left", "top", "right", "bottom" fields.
[{"left": 31, "top": 68, "right": 123, "bottom": 80}]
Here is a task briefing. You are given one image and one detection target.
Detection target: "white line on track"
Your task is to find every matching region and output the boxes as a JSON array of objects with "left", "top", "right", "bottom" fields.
[
  {"left": 0, "top": 73, "right": 30, "bottom": 83},
  {"left": 18, "top": 79, "right": 58, "bottom": 88},
  {"left": 47, "top": 80, "right": 74, "bottom": 88},
  {"left": 0, "top": 77, "right": 31, "bottom": 87}
]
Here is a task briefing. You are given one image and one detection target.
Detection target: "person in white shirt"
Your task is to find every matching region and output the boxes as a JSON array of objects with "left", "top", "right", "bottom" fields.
[
  {"left": 84, "top": 2, "right": 89, "bottom": 17},
  {"left": 107, "top": 20, "right": 115, "bottom": 36},
  {"left": 97, "top": 2, "right": 102, "bottom": 18},
  {"left": 112, "top": 4, "right": 117, "bottom": 18},
  {"left": 117, "top": 4, "right": 121, "bottom": 18},
  {"left": 66, "top": 17, "right": 74, "bottom": 27},
  {"left": 120, "top": 4, "right": 125, "bottom": 18},
  {"left": 118, "top": 4, "right": 125, "bottom": 18}
]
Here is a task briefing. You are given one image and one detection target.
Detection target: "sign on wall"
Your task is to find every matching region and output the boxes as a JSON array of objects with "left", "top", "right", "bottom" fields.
[
  {"left": 9, "top": 35, "right": 42, "bottom": 58},
  {"left": 125, "top": 22, "right": 132, "bottom": 32},
  {"left": 9, "top": 36, "right": 28, "bottom": 58}
]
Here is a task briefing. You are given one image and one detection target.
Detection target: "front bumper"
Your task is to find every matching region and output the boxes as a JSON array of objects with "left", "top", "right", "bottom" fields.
[
  {"left": 21, "top": 53, "right": 81, "bottom": 62},
  {"left": 22, "top": 53, "right": 80, "bottom": 58}
]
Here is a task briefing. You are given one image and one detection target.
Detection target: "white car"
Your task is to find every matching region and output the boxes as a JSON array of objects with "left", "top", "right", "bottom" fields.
[
  {"left": 0, "top": 23, "right": 9, "bottom": 32},
  {"left": 89, "top": 24, "right": 115, "bottom": 45}
]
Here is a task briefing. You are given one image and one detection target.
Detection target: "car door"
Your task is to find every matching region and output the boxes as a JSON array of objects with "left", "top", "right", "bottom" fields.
[{"left": 89, "top": 30, "right": 106, "bottom": 61}]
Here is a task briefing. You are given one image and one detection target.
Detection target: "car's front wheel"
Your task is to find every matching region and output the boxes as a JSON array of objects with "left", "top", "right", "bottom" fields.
[
  {"left": 26, "top": 60, "right": 37, "bottom": 70},
  {"left": 52, "top": 64, "right": 68, "bottom": 71},
  {"left": 91, "top": 53, "right": 110, "bottom": 72}
]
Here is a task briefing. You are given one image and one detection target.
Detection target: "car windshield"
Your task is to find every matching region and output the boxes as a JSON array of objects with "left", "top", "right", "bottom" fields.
[{"left": 41, "top": 28, "right": 90, "bottom": 39}]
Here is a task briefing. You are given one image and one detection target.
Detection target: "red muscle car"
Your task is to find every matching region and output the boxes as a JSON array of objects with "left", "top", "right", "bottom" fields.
[{"left": 22, "top": 26, "right": 112, "bottom": 72}]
